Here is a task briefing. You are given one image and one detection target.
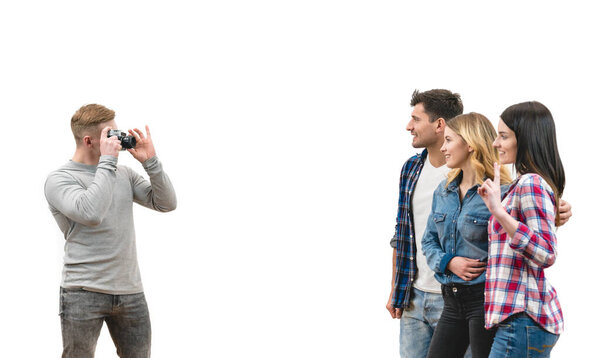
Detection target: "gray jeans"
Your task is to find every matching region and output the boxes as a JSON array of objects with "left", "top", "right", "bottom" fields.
[{"left": 59, "top": 287, "right": 151, "bottom": 358}]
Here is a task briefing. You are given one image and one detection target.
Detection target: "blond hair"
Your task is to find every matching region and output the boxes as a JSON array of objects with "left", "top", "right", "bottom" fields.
[
  {"left": 71, "top": 104, "right": 115, "bottom": 143},
  {"left": 445, "top": 112, "right": 512, "bottom": 186}
]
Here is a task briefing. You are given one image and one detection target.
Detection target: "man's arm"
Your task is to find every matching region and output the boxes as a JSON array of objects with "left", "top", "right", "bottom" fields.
[
  {"left": 44, "top": 127, "right": 122, "bottom": 226},
  {"left": 126, "top": 125, "right": 177, "bottom": 212},
  {"left": 129, "top": 157, "right": 177, "bottom": 212},
  {"left": 386, "top": 248, "right": 403, "bottom": 319},
  {"left": 45, "top": 157, "right": 117, "bottom": 226}
]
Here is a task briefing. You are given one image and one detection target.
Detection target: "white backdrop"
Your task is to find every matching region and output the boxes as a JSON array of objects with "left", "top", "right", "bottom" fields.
[{"left": 0, "top": 1, "right": 597, "bottom": 357}]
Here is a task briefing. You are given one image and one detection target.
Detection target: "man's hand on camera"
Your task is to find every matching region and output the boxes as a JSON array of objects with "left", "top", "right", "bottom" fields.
[
  {"left": 127, "top": 125, "right": 156, "bottom": 163},
  {"left": 100, "top": 126, "right": 122, "bottom": 157}
]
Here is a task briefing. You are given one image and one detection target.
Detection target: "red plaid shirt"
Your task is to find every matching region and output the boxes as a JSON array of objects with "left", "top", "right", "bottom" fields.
[{"left": 484, "top": 173, "right": 564, "bottom": 334}]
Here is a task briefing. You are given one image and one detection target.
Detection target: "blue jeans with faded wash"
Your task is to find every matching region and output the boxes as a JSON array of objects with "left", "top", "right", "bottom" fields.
[
  {"left": 399, "top": 287, "right": 472, "bottom": 358},
  {"left": 489, "top": 312, "right": 559, "bottom": 358},
  {"left": 59, "top": 287, "right": 151, "bottom": 358}
]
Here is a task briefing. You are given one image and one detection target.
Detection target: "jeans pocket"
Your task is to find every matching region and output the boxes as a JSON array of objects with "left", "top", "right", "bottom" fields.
[{"left": 526, "top": 325, "right": 559, "bottom": 357}]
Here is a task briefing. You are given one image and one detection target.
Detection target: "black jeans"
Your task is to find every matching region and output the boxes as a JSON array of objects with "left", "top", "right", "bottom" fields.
[
  {"left": 60, "top": 287, "right": 152, "bottom": 358},
  {"left": 426, "top": 283, "right": 495, "bottom": 358}
]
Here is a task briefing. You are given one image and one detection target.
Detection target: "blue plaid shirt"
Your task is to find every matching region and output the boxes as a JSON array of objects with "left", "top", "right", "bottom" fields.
[{"left": 389, "top": 149, "right": 427, "bottom": 308}]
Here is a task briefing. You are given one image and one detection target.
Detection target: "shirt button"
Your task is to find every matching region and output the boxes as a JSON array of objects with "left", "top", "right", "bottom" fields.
[
  {"left": 410, "top": 278, "right": 414, "bottom": 282},
  {"left": 474, "top": 220, "right": 478, "bottom": 223},
  {"left": 409, "top": 257, "right": 414, "bottom": 261},
  {"left": 409, "top": 235, "right": 413, "bottom": 238}
]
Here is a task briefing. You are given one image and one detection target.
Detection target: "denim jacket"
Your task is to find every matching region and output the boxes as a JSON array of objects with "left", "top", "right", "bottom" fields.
[{"left": 421, "top": 173, "right": 507, "bottom": 286}]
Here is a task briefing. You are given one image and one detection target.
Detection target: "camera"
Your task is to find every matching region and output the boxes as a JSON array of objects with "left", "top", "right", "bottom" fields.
[{"left": 107, "top": 130, "right": 137, "bottom": 150}]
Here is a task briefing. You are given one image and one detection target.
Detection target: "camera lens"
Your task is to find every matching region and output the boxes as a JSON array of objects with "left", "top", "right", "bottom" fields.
[{"left": 121, "top": 136, "right": 137, "bottom": 149}]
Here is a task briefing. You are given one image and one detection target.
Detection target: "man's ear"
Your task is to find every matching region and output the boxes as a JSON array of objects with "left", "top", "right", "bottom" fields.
[
  {"left": 435, "top": 118, "right": 446, "bottom": 134},
  {"left": 82, "top": 136, "right": 93, "bottom": 147}
]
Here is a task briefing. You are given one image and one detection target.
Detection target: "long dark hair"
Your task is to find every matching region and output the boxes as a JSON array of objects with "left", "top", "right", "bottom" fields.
[{"left": 500, "top": 101, "right": 565, "bottom": 224}]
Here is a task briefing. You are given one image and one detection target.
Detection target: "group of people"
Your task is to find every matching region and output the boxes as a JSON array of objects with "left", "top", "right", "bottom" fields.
[
  {"left": 386, "top": 89, "right": 569, "bottom": 358},
  {"left": 44, "top": 94, "right": 568, "bottom": 358}
]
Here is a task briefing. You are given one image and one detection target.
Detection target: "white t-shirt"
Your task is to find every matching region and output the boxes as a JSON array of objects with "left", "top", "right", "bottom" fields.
[{"left": 411, "top": 157, "right": 450, "bottom": 293}]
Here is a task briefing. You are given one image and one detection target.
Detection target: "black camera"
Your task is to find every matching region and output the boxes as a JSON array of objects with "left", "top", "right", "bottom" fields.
[{"left": 107, "top": 130, "right": 136, "bottom": 150}]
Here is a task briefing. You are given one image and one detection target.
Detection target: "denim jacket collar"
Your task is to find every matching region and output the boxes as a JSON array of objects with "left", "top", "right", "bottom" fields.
[{"left": 445, "top": 171, "right": 482, "bottom": 195}]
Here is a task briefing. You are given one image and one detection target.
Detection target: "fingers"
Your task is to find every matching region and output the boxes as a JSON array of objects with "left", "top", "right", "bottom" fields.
[
  {"left": 145, "top": 125, "right": 151, "bottom": 138},
  {"left": 386, "top": 304, "right": 393, "bottom": 317},
  {"left": 493, "top": 162, "right": 500, "bottom": 185},
  {"left": 128, "top": 128, "right": 144, "bottom": 141},
  {"left": 101, "top": 126, "right": 112, "bottom": 138},
  {"left": 468, "top": 266, "right": 486, "bottom": 274},
  {"left": 559, "top": 199, "right": 571, "bottom": 211},
  {"left": 386, "top": 303, "right": 401, "bottom": 318},
  {"left": 559, "top": 200, "right": 572, "bottom": 218},
  {"left": 464, "top": 258, "right": 486, "bottom": 267},
  {"left": 559, "top": 211, "right": 572, "bottom": 220},
  {"left": 477, "top": 186, "right": 488, "bottom": 198}
]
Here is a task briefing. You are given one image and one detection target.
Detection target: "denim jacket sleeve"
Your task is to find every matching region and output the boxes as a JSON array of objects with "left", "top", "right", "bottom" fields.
[
  {"left": 509, "top": 174, "right": 557, "bottom": 268},
  {"left": 421, "top": 183, "right": 454, "bottom": 274}
]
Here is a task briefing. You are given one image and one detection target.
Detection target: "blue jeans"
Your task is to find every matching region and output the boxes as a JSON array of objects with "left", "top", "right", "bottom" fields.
[
  {"left": 59, "top": 287, "right": 152, "bottom": 358},
  {"left": 399, "top": 288, "right": 472, "bottom": 358},
  {"left": 489, "top": 312, "right": 559, "bottom": 358}
]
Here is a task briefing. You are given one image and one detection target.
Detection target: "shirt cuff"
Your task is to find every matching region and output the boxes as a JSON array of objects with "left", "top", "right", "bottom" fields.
[
  {"left": 508, "top": 222, "right": 532, "bottom": 252},
  {"left": 98, "top": 155, "right": 118, "bottom": 171},
  {"left": 142, "top": 156, "right": 161, "bottom": 174},
  {"left": 390, "top": 235, "right": 399, "bottom": 249},
  {"left": 440, "top": 253, "right": 456, "bottom": 274}
]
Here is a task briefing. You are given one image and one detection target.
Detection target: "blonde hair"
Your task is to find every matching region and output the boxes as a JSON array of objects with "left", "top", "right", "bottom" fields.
[
  {"left": 71, "top": 104, "right": 115, "bottom": 143},
  {"left": 445, "top": 112, "right": 512, "bottom": 186}
]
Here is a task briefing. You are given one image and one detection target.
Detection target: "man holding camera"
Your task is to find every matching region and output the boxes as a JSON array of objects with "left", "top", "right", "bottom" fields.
[{"left": 45, "top": 104, "right": 176, "bottom": 358}]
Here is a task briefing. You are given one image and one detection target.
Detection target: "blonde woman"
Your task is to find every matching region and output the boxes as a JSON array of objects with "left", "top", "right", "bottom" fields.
[{"left": 421, "top": 113, "right": 511, "bottom": 358}]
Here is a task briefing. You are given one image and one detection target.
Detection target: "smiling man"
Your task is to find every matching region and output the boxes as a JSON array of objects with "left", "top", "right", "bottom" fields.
[{"left": 386, "top": 89, "right": 464, "bottom": 358}]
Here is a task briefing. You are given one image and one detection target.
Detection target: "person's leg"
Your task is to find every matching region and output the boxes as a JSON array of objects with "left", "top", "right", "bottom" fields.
[
  {"left": 461, "top": 285, "right": 495, "bottom": 358},
  {"left": 489, "top": 312, "right": 559, "bottom": 358},
  {"left": 399, "top": 288, "right": 439, "bottom": 358},
  {"left": 60, "top": 288, "right": 109, "bottom": 358},
  {"left": 426, "top": 289, "right": 469, "bottom": 358},
  {"left": 105, "top": 292, "right": 152, "bottom": 358}
]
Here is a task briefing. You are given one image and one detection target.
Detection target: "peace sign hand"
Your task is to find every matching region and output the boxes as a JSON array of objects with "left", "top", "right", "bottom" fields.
[{"left": 477, "top": 162, "right": 503, "bottom": 215}]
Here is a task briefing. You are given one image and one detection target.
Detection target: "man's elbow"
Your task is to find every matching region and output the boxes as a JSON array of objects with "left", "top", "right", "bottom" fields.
[
  {"left": 158, "top": 199, "right": 177, "bottom": 212},
  {"left": 80, "top": 215, "right": 104, "bottom": 227}
]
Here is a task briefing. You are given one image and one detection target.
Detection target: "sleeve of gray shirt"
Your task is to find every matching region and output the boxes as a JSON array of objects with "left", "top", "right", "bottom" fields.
[
  {"left": 44, "top": 155, "right": 118, "bottom": 227},
  {"left": 129, "top": 156, "right": 177, "bottom": 212}
]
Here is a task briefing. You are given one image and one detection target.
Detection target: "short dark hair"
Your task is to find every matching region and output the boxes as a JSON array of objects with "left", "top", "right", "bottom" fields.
[
  {"left": 410, "top": 89, "right": 463, "bottom": 122},
  {"left": 500, "top": 101, "right": 565, "bottom": 202}
]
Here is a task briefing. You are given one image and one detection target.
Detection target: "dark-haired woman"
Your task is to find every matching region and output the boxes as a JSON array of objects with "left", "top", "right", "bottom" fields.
[{"left": 478, "top": 101, "right": 564, "bottom": 357}]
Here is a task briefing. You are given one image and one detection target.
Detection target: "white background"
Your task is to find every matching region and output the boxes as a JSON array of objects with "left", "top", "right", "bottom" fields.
[{"left": 0, "top": 1, "right": 597, "bottom": 357}]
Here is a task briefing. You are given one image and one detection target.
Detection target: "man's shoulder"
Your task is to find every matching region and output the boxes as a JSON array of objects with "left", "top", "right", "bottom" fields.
[
  {"left": 46, "top": 162, "right": 77, "bottom": 181},
  {"left": 400, "top": 149, "right": 427, "bottom": 174}
]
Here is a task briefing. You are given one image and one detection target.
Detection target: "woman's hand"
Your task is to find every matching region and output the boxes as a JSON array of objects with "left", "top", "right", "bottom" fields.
[
  {"left": 478, "top": 162, "right": 504, "bottom": 216},
  {"left": 447, "top": 257, "right": 486, "bottom": 281}
]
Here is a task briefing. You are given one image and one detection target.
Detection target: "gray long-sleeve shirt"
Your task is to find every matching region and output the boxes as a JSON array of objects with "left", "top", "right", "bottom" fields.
[{"left": 44, "top": 155, "right": 176, "bottom": 294}]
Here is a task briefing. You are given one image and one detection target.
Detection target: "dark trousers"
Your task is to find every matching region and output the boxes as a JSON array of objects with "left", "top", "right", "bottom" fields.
[
  {"left": 60, "top": 287, "right": 152, "bottom": 358},
  {"left": 426, "top": 283, "right": 495, "bottom": 358}
]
